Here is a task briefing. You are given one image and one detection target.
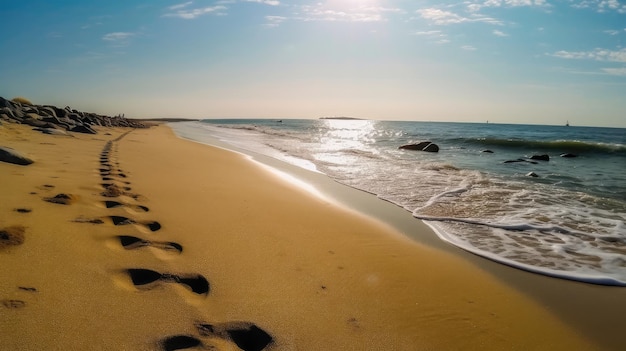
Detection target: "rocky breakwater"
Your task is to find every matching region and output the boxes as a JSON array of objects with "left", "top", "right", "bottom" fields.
[{"left": 0, "top": 96, "right": 145, "bottom": 134}]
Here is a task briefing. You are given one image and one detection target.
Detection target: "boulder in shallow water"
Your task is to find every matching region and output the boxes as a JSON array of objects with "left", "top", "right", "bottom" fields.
[
  {"left": 481, "top": 149, "right": 494, "bottom": 153},
  {"left": 0, "top": 146, "right": 34, "bottom": 165},
  {"left": 529, "top": 154, "right": 549, "bottom": 161},
  {"left": 526, "top": 172, "right": 539, "bottom": 178},
  {"left": 399, "top": 141, "right": 439, "bottom": 152},
  {"left": 422, "top": 143, "right": 439, "bottom": 152},
  {"left": 504, "top": 158, "right": 538, "bottom": 165},
  {"left": 560, "top": 153, "right": 577, "bottom": 158}
]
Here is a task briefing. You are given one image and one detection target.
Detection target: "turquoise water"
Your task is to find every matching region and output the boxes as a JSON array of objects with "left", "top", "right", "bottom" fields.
[{"left": 172, "top": 119, "right": 626, "bottom": 285}]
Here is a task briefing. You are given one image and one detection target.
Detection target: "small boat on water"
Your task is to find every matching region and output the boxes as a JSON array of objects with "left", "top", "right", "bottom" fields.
[{"left": 566, "top": 120, "right": 570, "bottom": 127}]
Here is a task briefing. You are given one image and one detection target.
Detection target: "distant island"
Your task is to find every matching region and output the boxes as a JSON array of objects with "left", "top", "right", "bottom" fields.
[{"left": 319, "top": 117, "right": 366, "bottom": 120}]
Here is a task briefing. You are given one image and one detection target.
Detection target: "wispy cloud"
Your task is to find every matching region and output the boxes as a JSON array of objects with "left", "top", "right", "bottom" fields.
[
  {"left": 245, "top": 0, "right": 280, "bottom": 5},
  {"left": 570, "top": 0, "right": 626, "bottom": 13},
  {"left": 416, "top": 8, "right": 502, "bottom": 25},
  {"left": 103, "top": 32, "right": 134, "bottom": 41},
  {"left": 493, "top": 29, "right": 508, "bottom": 37},
  {"left": 297, "top": 3, "right": 404, "bottom": 22},
  {"left": 604, "top": 29, "right": 621, "bottom": 35},
  {"left": 414, "top": 30, "right": 444, "bottom": 36},
  {"left": 549, "top": 48, "right": 626, "bottom": 76},
  {"left": 163, "top": 5, "right": 227, "bottom": 19},
  {"left": 264, "top": 15, "right": 286, "bottom": 27},
  {"left": 461, "top": 45, "right": 478, "bottom": 51},
  {"left": 602, "top": 67, "right": 626, "bottom": 76},
  {"left": 467, "top": 0, "right": 550, "bottom": 12},
  {"left": 47, "top": 32, "right": 63, "bottom": 39},
  {"left": 102, "top": 32, "right": 136, "bottom": 47},
  {"left": 550, "top": 48, "right": 626, "bottom": 63},
  {"left": 169, "top": 1, "right": 193, "bottom": 11},
  {"left": 413, "top": 30, "right": 450, "bottom": 44}
]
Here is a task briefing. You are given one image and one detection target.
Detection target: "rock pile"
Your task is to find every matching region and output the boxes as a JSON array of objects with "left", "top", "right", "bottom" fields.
[{"left": 0, "top": 96, "right": 145, "bottom": 134}]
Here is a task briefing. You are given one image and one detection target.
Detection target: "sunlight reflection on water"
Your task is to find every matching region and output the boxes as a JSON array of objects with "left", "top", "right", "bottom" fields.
[{"left": 319, "top": 119, "right": 377, "bottom": 149}]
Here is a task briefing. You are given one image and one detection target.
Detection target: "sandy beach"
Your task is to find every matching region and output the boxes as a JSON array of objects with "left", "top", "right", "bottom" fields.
[{"left": 1, "top": 122, "right": 624, "bottom": 350}]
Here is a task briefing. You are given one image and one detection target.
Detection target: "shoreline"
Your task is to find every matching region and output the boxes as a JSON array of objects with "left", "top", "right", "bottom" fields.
[
  {"left": 1, "top": 122, "right": 622, "bottom": 350},
  {"left": 170, "top": 122, "right": 626, "bottom": 350}
]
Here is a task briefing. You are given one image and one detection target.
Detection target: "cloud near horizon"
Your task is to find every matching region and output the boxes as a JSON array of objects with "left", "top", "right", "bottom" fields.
[{"left": 551, "top": 48, "right": 626, "bottom": 63}]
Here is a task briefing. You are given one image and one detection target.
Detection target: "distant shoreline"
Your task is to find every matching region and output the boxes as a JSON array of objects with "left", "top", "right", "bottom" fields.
[{"left": 319, "top": 117, "right": 365, "bottom": 120}]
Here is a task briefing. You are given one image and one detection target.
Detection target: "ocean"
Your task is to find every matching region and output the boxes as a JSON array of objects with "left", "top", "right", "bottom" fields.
[{"left": 171, "top": 119, "right": 626, "bottom": 286}]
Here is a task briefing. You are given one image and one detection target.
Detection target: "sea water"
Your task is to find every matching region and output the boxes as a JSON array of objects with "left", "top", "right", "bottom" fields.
[{"left": 171, "top": 119, "right": 626, "bottom": 286}]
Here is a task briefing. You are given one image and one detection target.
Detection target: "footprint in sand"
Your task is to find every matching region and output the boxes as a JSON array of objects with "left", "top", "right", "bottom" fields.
[
  {"left": 73, "top": 215, "right": 161, "bottom": 232},
  {"left": 36, "top": 184, "right": 55, "bottom": 191},
  {"left": 125, "top": 268, "right": 209, "bottom": 295},
  {"left": 43, "top": 193, "right": 77, "bottom": 205},
  {"left": 99, "top": 166, "right": 112, "bottom": 176},
  {"left": 99, "top": 165, "right": 128, "bottom": 179},
  {"left": 0, "top": 225, "right": 26, "bottom": 249},
  {"left": 160, "top": 322, "right": 274, "bottom": 351},
  {"left": 160, "top": 335, "right": 202, "bottom": 351},
  {"left": 1, "top": 299, "right": 26, "bottom": 309},
  {"left": 109, "top": 215, "right": 161, "bottom": 232},
  {"left": 117, "top": 235, "right": 182, "bottom": 253},
  {"left": 73, "top": 216, "right": 161, "bottom": 232},
  {"left": 1, "top": 286, "right": 38, "bottom": 309},
  {"left": 103, "top": 200, "right": 148, "bottom": 212},
  {"left": 100, "top": 183, "right": 140, "bottom": 200}
]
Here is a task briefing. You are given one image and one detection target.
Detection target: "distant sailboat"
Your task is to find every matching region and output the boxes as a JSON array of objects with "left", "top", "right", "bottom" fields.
[{"left": 566, "top": 120, "right": 570, "bottom": 127}]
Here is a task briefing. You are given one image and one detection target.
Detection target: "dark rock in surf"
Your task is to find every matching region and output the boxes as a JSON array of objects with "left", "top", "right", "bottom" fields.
[
  {"left": 399, "top": 141, "right": 439, "bottom": 153},
  {"left": 422, "top": 143, "right": 439, "bottom": 152},
  {"left": 560, "top": 153, "right": 577, "bottom": 158},
  {"left": 481, "top": 150, "right": 494, "bottom": 153},
  {"left": 529, "top": 154, "right": 549, "bottom": 161},
  {"left": 526, "top": 172, "right": 539, "bottom": 178},
  {"left": 503, "top": 159, "right": 538, "bottom": 165},
  {"left": 399, "top": 141, "right": 430, "bottom": 151},
  {"left": 0, "top": 146, "right": 34, "bottom": 165}
]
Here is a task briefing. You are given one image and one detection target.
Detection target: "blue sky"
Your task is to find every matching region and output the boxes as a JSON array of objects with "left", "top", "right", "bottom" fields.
[{"left": 1, "top": 0, "right": 625, "bottom": 127}]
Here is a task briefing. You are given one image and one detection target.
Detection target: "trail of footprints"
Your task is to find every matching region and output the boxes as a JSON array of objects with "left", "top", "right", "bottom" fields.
[
  {"left": 11, "top": 132, "right": 273, "bottom": 350},
  {"left": 97, "top": 134, "right": 274, "bottom": 350}
]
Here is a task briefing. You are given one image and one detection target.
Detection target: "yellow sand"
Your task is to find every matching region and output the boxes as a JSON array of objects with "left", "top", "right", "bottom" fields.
[{"left": 0, "top": 123, "right": 602, "bottom": 350}]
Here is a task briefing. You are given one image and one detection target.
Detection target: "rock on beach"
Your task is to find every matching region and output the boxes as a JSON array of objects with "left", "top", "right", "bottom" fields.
[{"left": 0, "top": 146, "right": 34, "bottom": 165}]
